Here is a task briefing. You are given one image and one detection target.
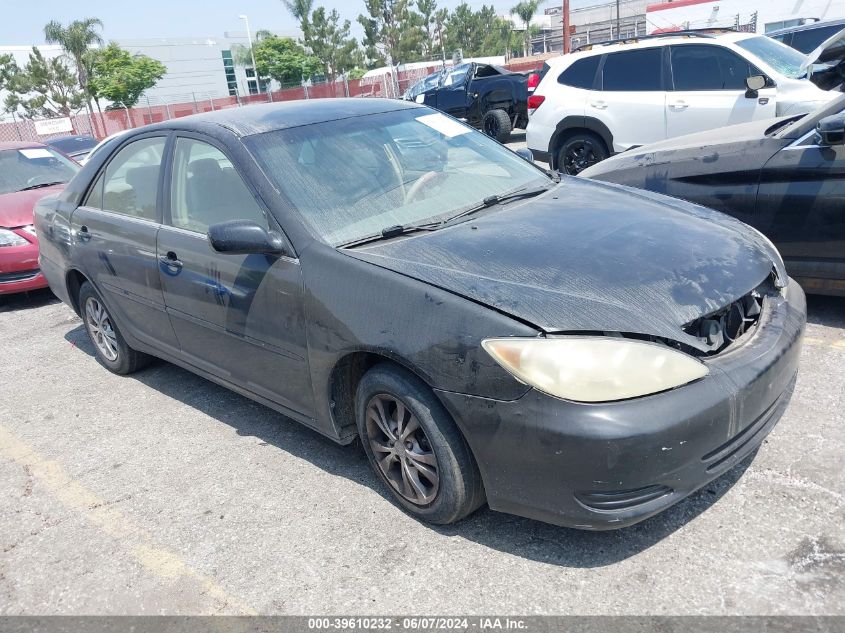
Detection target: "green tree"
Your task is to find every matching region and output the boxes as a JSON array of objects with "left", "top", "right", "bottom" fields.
[
  {"left": 307, "top": 7, "right": 360, "bottom": 80},
  {"left": 88, "top": 42, "right": 166, "bottom": 109},
  {"left": 253, "top": 35, "right": 320, "bottom": 85},
  {"left": 416, "top": 0, "right": 438, "bottom": 58},
  {"left": 232, "top": 29, "right": 273, "bottom": 68},
  {"left": 358, "top": 0, "right": 425, "bottom": 66},
  {"left": 43, "top": 18, "right": 103, "bottom": 107},
  {"left": 282, "top": 0, "right": 314, "bottom": 36},
  {"left": 509, "top": 0, "right": 544, "bottom": 57},
  {"left": 0, "top": 54, "right": 18, "bottom": 92},
  {"left": 3, "top": 47, "right": 85, "bottom": 118}
]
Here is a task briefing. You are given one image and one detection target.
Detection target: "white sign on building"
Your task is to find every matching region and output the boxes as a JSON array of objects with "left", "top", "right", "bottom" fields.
[{"left": 34, "top": 117, "right": 73, "bottom": 136}]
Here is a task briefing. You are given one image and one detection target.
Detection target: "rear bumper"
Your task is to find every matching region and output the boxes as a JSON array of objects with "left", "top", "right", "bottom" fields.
[
  {"left": 437, "top": 279, "right": 806, "bottom": 529},
  {"left": 0, "top": 239, "right": 48, "bottom": 295}
]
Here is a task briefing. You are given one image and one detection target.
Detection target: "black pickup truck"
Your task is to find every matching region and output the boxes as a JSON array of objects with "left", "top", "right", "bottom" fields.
[{"left": 403, "top": 63, "right": 530, "bottom": 143}]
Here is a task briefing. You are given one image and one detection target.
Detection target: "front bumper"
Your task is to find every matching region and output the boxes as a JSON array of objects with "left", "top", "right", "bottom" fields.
[
  {"left": 0, "top": 234, "right": 48, "bottom": 295},
  {"left": 437, "top": 279, "right": 806, "bottom": 529}
]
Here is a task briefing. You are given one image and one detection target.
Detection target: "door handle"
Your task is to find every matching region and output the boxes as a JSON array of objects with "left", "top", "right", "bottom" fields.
[
  {"left": 669, "top": 100, "right": 689, "bottom": 110},
  {"left": 159, "top": 251, "right": 183, "bottom": 269},
  {"left": 77, "top": 225, "right": 91, "bottom": 242},
  {"left": 590, "top": 100, "right": 608, "bottom": 110}
]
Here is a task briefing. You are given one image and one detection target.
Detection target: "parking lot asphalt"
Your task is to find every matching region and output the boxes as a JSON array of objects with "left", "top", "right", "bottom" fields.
[{"left": 1, "top": 179, "right": 844, "bottom": 614}]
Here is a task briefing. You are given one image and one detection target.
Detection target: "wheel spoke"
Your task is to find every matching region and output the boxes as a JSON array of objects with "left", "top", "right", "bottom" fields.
[
  {"left": 378, "top": 452, "right": 396, "bottom": 473},
  {"left": 368, "top": 398, "right": 395, "bottom": 440},
  {"left": 370, "top": 439, "right": 393, "bottom": 454},
  {"left": 393, "top": 401, "right": 406, "bottom": 436},
  {"left": 406, "top": 448, "right": 436, "bottom": 467},
  {"left": 400, "top": 415, "right": 419, "bottom": 440},
  {"left": 401, "top": 458, "right": 433, "bottom": 503},
  {"left": 399, "top": 459, "right": 413, "bottom": 498}
]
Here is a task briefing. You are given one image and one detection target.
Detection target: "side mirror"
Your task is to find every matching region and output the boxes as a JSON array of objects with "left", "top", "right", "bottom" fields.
[
  {"left": 745, "top": 75, "right": 767, "bottom": 98},
  {"left": 815, "top": 113, "right": 845, "bottom": 146},
  {"left": 207, "top": 219, "right": 287, "bottom": 256},
  {"left": 515, "top": 148, "right": 534, "bottom": 163}
]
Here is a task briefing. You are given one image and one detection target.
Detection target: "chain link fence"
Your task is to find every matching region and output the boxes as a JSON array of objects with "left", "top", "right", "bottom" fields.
[{"left": 0, "top": 60, "right": 544, "bottom": 145}]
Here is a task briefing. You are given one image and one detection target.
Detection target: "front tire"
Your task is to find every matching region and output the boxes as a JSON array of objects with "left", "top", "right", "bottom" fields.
[
  {"left": 356, "top": 364, "right": 485, "bottom": 524},
  {"left": 79, "top": 282, "right": 150, "bottom": 375},
  {"left": 557, "top": 131, "right": 609, "bottom": 175},
  {"left": 482, "top": 109, "right": 513, "bottom": 143}
]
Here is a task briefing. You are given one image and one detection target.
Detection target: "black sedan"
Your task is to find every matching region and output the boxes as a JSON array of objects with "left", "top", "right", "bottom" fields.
[
  {"left": 34, "top": 99, "right": 805, "bottom": 530},
  {"left": 582, "top": 95, "right": 845, "bottom": 297}
]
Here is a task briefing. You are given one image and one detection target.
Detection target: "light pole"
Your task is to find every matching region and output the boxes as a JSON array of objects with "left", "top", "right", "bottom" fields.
[{"left": 238, "top": 14, "right": 260, "bottom": 94}]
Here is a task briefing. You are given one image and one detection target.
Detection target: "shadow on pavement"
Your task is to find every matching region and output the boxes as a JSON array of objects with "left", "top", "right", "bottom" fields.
[
  {"left": 0, "top": 288, "right": 58, "bottom": 313},
  {"left": 806, "top": 294, "right": 845, "bottom": 328},
  {"left": 64, "top": 320, "right": 758, "bottom": 569}
]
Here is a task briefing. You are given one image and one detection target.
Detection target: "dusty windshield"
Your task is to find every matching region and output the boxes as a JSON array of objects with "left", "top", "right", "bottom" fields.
[
  {"left": 0, "top": 147, "right": 79, "bottom": 195},
  {"left": 246, "top": 108, "right": 549, "bottom": 246}
]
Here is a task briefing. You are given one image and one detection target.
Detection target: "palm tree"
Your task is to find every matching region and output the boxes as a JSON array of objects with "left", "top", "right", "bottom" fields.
[
  {"left": 282, "top": 0, "right": 314, "bottom": 36},
  {"left": 44, "top": 18, "right": 103, "bottom": 100},
  {"left": 44, "top": 18, "right": 103, "bottom": 132},
  {"left": 510, "top": 0, "right": 544, "bottom": 58}
]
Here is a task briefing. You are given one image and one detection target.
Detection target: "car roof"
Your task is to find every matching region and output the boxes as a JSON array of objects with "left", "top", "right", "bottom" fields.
[
  {"left": 0, "top": 141, "right": 47, "bottom": 151},
  {"left": 144, "top": 98, "right": 425, "bottom": 138},
  {"left": 546, "top": 31, "right": 756, "bottom": 66},
  {"left": 768, "top": 18, "right": 845, "bottom": 36}
]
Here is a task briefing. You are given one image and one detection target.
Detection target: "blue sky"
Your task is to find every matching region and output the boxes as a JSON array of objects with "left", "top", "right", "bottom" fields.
[{"left": 2, "top": 0, "right": 605, "bottom": 45}]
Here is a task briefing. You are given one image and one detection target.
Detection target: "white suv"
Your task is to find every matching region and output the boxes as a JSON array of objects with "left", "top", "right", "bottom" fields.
[{"left": 526, "top": 31, "right": 837, "bottom": 175}]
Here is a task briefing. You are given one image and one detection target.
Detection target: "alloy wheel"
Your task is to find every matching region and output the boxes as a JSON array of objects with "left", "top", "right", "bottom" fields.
[
  {"left": 365, "top": 394, "right": 440, "bottom": 505},
  {"left": 564, "top": 140, "right": 600, "bottom": 175},
  {"left": 84, "top": 297, "right": 119, "bottom": 362}
]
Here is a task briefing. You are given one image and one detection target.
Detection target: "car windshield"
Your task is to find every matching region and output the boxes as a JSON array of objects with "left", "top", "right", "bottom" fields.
[
  {"left": 736, "top": 36, "right": 808, "bottom": 79},
  {"left": 407, "top": 72, "right": 443, "bottom": 99},
  {"left": 246, "top": 108, "right": 549, "bottom": 247},
  {"left": 0, "top": 147, "right": 79, "bottom": 195}
]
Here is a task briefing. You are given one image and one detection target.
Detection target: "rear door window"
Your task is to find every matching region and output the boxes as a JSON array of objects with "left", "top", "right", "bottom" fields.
[{"left": 601, "top": 48, "right": 663, "bottom": 91}]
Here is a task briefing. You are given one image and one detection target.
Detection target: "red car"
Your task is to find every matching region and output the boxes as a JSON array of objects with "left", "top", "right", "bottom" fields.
[{"left": 0, "top": 141, "right": 79, "bottom": 295}]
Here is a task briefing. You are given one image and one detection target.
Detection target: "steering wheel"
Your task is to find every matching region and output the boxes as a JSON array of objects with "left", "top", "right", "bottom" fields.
[{"left": 404, "top": 171, "right": 442, "bottom": 204}]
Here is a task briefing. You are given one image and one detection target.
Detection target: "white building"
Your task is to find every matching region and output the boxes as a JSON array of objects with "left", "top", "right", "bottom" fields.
[
  {"left": 0, "top": 29, "right": 300, "bottom": 116},
  {"left": 645, "top": 0, "right": 845, "bottom": 34}
]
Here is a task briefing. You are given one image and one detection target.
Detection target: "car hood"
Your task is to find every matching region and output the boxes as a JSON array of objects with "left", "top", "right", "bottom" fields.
[
  {"left": 803, "top": 26, "right": 845, "bottom": 73},
  {"left": 345, "top": 178, "right": 779, "bottom": 352},
  {"left": 0, "top": 185, "right": 65, "bottom": 228},
  {"left": 581, "top": 117, "right": 791, "bottom": 177}
]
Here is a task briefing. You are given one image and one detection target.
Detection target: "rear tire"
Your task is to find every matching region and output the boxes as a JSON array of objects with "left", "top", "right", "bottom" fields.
[
  {"left": 556, "top": 131, "right": 609, "bottom": 175},
  {"left": 356, "top": 363, "right": 485, "bottom": 525},
  {"left": 78, "top": 281, "right": 150, "bottom": 375},
  {"left": 482, "top": 109, "right": 513, "bottom": 143}
]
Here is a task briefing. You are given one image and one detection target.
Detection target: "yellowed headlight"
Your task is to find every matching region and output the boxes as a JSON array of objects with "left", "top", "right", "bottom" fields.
[{"left": 482, "top": 337, "right": 709, "bottom": 403}]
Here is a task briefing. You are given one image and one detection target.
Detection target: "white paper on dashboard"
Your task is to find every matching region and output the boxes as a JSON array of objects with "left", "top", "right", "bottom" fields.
[
  {"left": 415, "top": 113, "right": 470, "bottom": 138},
  {"left": 19, "top": 149, "right": 54, "bottom": 159}
]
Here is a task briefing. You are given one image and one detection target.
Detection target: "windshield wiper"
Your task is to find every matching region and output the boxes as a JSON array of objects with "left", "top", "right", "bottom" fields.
[
  {"left": 19, "top": 181, "right": 65, "bottom": 192},
  {"left": 340, "top": 222, "right": 442, "bottom": 248},
  {"left": 341, "top": 183, "right": 553, "bottom": 249},
  {"left": 437, "top": 183, "right": 552, "bottom": 228}
]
